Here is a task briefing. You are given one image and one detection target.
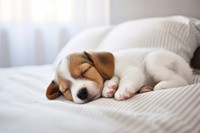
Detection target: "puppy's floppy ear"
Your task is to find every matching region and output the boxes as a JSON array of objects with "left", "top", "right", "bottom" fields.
[
  {"left": 46, "top": 80, "right": 62, "bottom": 100},
  {"left": 84, "top": 51, "right": 114, "bottom": 80}
]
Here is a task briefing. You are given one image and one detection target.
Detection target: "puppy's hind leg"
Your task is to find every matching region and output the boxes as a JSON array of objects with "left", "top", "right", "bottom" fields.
[
  {"left": 145, "top": 50, "right": 191, "bottom": 91},
  {"left": 149, "top": 66, "right": 188, "bottom": 91}
]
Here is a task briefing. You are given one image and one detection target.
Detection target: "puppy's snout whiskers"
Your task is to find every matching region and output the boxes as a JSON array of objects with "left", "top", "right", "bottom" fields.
[{"left": 77, "top": 88, "right": 88, "bottom": 100}]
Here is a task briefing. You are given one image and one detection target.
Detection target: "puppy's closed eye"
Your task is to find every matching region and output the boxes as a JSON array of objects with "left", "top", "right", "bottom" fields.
[
  {"left": 80, "top": 63, "right": 103, "bottom": 86},
  {"left": 81, "top": 63, "right": 92, "bottom": 78},
  {"left": 80, "top": 63, "right": 92, "bottom": 77}
]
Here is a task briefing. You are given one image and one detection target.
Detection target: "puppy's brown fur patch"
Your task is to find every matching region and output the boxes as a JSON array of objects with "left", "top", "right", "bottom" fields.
[
  {"left": 68, "top": 52, "right": 104, "bottom": 87},
  {"left": 84, "top": 51, "right": 114, "bottom": 80}
]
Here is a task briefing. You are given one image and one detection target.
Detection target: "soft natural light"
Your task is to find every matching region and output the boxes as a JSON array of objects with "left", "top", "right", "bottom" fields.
[
  {"left": 30, "top": 0, "right": 72, "bottom": 23},
  {"left": 0, "top": 0, "right": 111, "bottom": 67},
  {"left": 0, "top": 0, "right": 73, "bottom": 23}
]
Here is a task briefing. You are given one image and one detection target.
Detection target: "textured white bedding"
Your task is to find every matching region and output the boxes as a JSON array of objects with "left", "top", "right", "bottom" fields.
[
  {"left": 0, "top": 65, "right": 200, "bottom": 133},
  {"left": 1, "top": 16, "right": 200, "bottom": 133}
]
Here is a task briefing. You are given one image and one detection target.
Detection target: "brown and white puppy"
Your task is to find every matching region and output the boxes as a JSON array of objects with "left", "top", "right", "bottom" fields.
[
  {"left": 46, "top": 49, "right": 192, "bottom": 104},
  {"left": 46, "top": 51, "right": 115, "bottom": 103}
]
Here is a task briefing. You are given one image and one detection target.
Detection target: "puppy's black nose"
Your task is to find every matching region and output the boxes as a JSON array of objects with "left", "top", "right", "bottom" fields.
[{"left": 77, "top": 88, "right": 88, "bottom": 100}]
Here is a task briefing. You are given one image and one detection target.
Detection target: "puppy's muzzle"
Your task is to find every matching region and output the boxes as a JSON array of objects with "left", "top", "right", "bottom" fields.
[{"left": 77, "top": 88, "right": 88, "bottom": 100}]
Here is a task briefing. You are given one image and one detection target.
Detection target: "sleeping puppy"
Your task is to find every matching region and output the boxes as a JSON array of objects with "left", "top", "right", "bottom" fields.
[{"left": 46, "top": 48, "right": 193, "bottom": 103}]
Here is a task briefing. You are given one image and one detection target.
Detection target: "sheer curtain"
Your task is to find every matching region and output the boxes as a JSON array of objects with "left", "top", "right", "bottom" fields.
[{"left": 0, "top": 0, "right": 110, "bottom": 67}]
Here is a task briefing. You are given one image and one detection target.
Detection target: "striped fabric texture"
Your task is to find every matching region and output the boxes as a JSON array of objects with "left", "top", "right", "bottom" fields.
[
  {"left": 97, "top": 16, "right": 200, "bottom": 63},
  {"left": 54, "top": 16, "right": 200, "bottom": 66},
  {"left": 0, "top": 65, "right": 200, "bottom": 133},
  {"left": 193, "top": 72, "right": 200, "bottom": 83},
  {"left": 54, "top": 16, "right": 200, "bottom": 69}
]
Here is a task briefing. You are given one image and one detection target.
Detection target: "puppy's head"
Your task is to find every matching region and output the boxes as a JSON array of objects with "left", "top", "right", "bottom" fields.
[{"left": 46, "top": 51, "right": 114, "bottom": 103}]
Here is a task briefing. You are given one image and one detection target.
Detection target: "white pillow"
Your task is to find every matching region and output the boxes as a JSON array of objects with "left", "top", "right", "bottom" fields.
[
  {"left": 54, "top": 16, "right": 200, "bottom": 68},
  {"left": 97, "top": 16, "right": 200, "bottom": 63},
  {"left": 53, "top": 26, "right": 112, "bottom": 67}
]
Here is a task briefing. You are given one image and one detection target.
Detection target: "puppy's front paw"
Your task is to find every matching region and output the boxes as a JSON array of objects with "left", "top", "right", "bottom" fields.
[
  {"left": 114, "top": 88, "right": 135, "bottom": 101},
  {"left": 102, "top": 82, "right": 118, "bottom": 98}
]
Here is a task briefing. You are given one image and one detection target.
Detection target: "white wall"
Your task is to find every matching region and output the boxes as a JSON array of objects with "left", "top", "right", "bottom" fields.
[{"left": 110, "top": 0, "right": 200, "bottom": 24}]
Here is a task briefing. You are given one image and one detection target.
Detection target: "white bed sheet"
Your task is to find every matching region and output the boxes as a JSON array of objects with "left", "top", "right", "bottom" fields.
[{"left": 0, "top": 65, "right": 200, "bottom": 133}]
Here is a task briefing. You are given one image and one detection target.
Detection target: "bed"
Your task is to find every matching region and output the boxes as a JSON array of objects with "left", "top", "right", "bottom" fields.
[{"left": 1, "top": 15, "right": 200, "bottom": 133}]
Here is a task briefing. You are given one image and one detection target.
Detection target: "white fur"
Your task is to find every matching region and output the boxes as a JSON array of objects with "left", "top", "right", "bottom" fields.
[
  {"left": 102, "top": 48, "right": 193, "bottom": 100},
  {"left": 57, "top": 48, "right": 193, "bottom": 103}
]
